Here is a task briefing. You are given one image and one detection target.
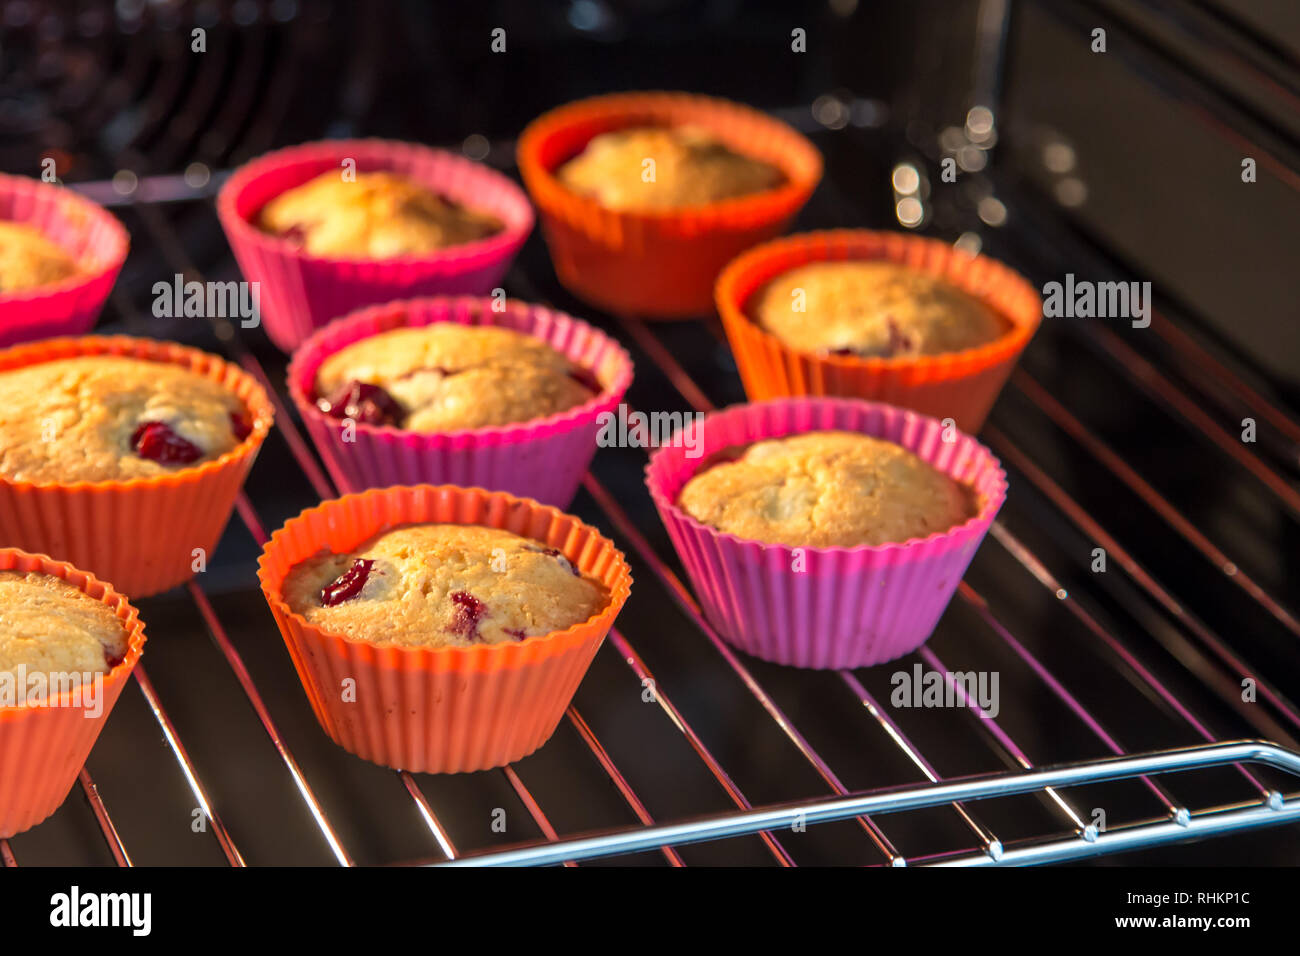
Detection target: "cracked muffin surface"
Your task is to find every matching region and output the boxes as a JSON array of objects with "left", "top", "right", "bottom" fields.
[
  {"left": 312, "top": 323, "right": 596, "bottom": 432},
  {"left": 0, "top": 571, "right": 128, "bottom": 677},
  {"left": 0, "top": 355, "right": 252, "bottom": 483},
  {"left": 282, "top": 523, "right": 610, "bottom": 648},
  {"left": 258, "top": 170, "right": 503, "bottom": 258},
  {"left": 752, "top": 261, "right": 1009, "bottom": 359},
  {"left": 677, "top": 430, "right": 976, "bottom": 548},
  {"left": 0, "top": 221, "right": 81, "bottom": 294},
  {"left": 556, "top": 125, "right": 784, "bottom": 211}
]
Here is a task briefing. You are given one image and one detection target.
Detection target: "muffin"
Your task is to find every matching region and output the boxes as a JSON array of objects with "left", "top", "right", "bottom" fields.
[
  {"left": 646, "top": 397, "right": 1007, "bottom": 669},
  {"left": 259, "top": 485, "right": 633, "bottom": 772},
  {"left": 0, "top": 570, "right": 129, "bottom": 678},
  {"left": 289, "top": 297, "right": 633, "bottom": 506},
  {"left": 752, "top": 261, "right": 1010, "bottom": 359},
  {"left": 311, "top": 323, "right": 596, "bottom": 432},
  {"left": 258, "top": 170, "right": 503, "bottom": 259},
  {"left": 0, "top": 222, "right": 81, "bottom": 294},
  {"left": 283, "top": 523, "right": 610, "bottom": 648},
  {"left": 556, "top": 126, "right": 785, "bottom": 212},
  {"left": 0, "top": 175, "right": 128, "bottom": 349},
  {"left": 715, "top": 230, "right": 1043, "bottom": 432},
  {"left": 0, "top": 355, "right": 256, "bottom": 483},
  {"left": 217, "top": 140, "right": 535, "bottom": 351},
  {"left": 678, "top": 430, "right": 976, "bottom": 549},
  {"left": 0, "top": 336, "right": 273, "bottom": 598},
  {"left": 0, "top": 547, "right": 146, "bottom": 839},
  {"left": 518, "top": 92, "right": 822, "bottom": 317}
]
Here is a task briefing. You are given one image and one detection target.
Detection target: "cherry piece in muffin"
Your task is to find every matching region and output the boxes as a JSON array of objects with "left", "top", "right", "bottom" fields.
[
  {"left": 130, "top": 421, "right": 204, "bottom": 465},
  {"left": 447, "top": 590, "right": 489, "bottom": 642},
  {"left": 315, "top": 380, "right": 404, "bottom": 428},
  {"left": 320, "top": 559, "right": 375, "bottom": 607},
  {"left": 230, "top": 411, "right": 254, "bottom": 442}
]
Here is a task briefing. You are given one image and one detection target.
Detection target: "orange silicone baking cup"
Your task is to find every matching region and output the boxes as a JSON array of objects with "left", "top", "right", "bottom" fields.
[
  {"left": 518, "top": 91, "right": 823, "bottom": 318},
  {"left": 257, "top": 484, "right": 633, "bottom": 773},
  {"left": 0, "top": 548, "right": 147, "bottom": 839},
  {"left": 715, "top": 230, "right": 1043, "bottom": 432},
  {"left": 0, "top": 336, "right": 274, "bottom": 597}
]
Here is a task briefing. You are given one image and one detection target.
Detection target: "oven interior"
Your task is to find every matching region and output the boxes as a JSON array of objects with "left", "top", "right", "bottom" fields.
[{"left": 0, "top": 0, "right": 1298, "bottom": 866}]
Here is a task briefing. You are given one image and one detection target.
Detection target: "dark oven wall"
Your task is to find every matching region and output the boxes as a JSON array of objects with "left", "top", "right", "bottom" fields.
[{"left": 8, "top": 0, "right": 1285, "bottom": 388}]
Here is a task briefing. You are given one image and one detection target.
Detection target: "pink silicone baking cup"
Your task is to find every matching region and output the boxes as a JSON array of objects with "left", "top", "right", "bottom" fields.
[
  {"left": 645, "top": 397, "right": 1007, "bottom": 668},
  {"left": 0, "top": 547, "right": 147, "bottom": 839},
  {"left": 217, "top": 139, "right": 535, "bottom": 352},
  {"left": 0, "top": 174, "right": 129, "bottom": 348},
  {"left": 287, "top": 296, "right": 634, "bottom": 507}
]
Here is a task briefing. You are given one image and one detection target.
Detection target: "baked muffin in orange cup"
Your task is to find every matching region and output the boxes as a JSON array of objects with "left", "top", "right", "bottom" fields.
[
  {"left": 0, "top": 547, "right": 147, "bottom": 838},
  {"left": 715, "top": 230, "right": 1042, "bottom": 432},
  {"left": 257, "top": 484, "right": 632, "bottom": 773},
  {"left": 0, "top": 336, "right": 274, "bottom": 597},
  {"left": 518, "top": 91, "right": 822, "bottom": 318}
]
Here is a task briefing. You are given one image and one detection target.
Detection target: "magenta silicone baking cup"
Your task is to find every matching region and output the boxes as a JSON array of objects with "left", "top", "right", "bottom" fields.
[
  {"left": 0, "top": 174, "right": 129, "bottom": 348},
  {"left": 217, "top": 139, "right": 535, "bottom": 352},
  {"left": 287, "top": 296, "right": 634, "bottom": 507},
  {"left": 645, "top": 397, "right": 1007, "bottom": 668}
]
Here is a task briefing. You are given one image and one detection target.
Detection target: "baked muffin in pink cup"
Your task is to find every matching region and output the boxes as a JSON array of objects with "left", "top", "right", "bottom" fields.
[
  {"left": 217, "top": 139, "right": 534, "bottom": 352},
  {"left": 0, "top": 174, "right": 129, "bottom": 348},
  {"left": 645, "top": 397, "right": 1007, "bottom": 668},
  {"left": 287, "top": 296, "right": 634, "bottom": 507}
]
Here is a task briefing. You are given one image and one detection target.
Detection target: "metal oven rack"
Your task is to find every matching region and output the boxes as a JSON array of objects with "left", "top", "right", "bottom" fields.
[{"left": 2, "top": 0, "right": 1299, "bottom": 867}]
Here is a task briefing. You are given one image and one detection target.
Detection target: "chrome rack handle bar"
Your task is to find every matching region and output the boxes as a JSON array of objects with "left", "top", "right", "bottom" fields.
[{"left": 422, "top": 739, "right": 1300, "bottom": 867}]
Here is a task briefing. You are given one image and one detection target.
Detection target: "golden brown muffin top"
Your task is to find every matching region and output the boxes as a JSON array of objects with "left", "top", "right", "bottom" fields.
[
  {"left": 556, "top": 125, "right": 785, "bottom": 211},
  {"left": 0, "top": 356, "right": 251, "bottom": 483},
  {"left": 313, "top": 324, "right": 597, "bottom": 432},
  {"left": 0, "top": 571, "right": 128, "bottom": 677},
  {"left": 677, "top": 430, "right": 976, "bottom": 548},
  {"left": 282, "top": 523, "right": 610, "bottom": 648},
  {"left": 0, "top": 221, "right": 81, "bottom": 294},
  {"left": 752, "top": 261, "right": 1009, "bottom": 358},
  {"left": 258, "top": 171, "right": 503, "bottom": 258}
]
